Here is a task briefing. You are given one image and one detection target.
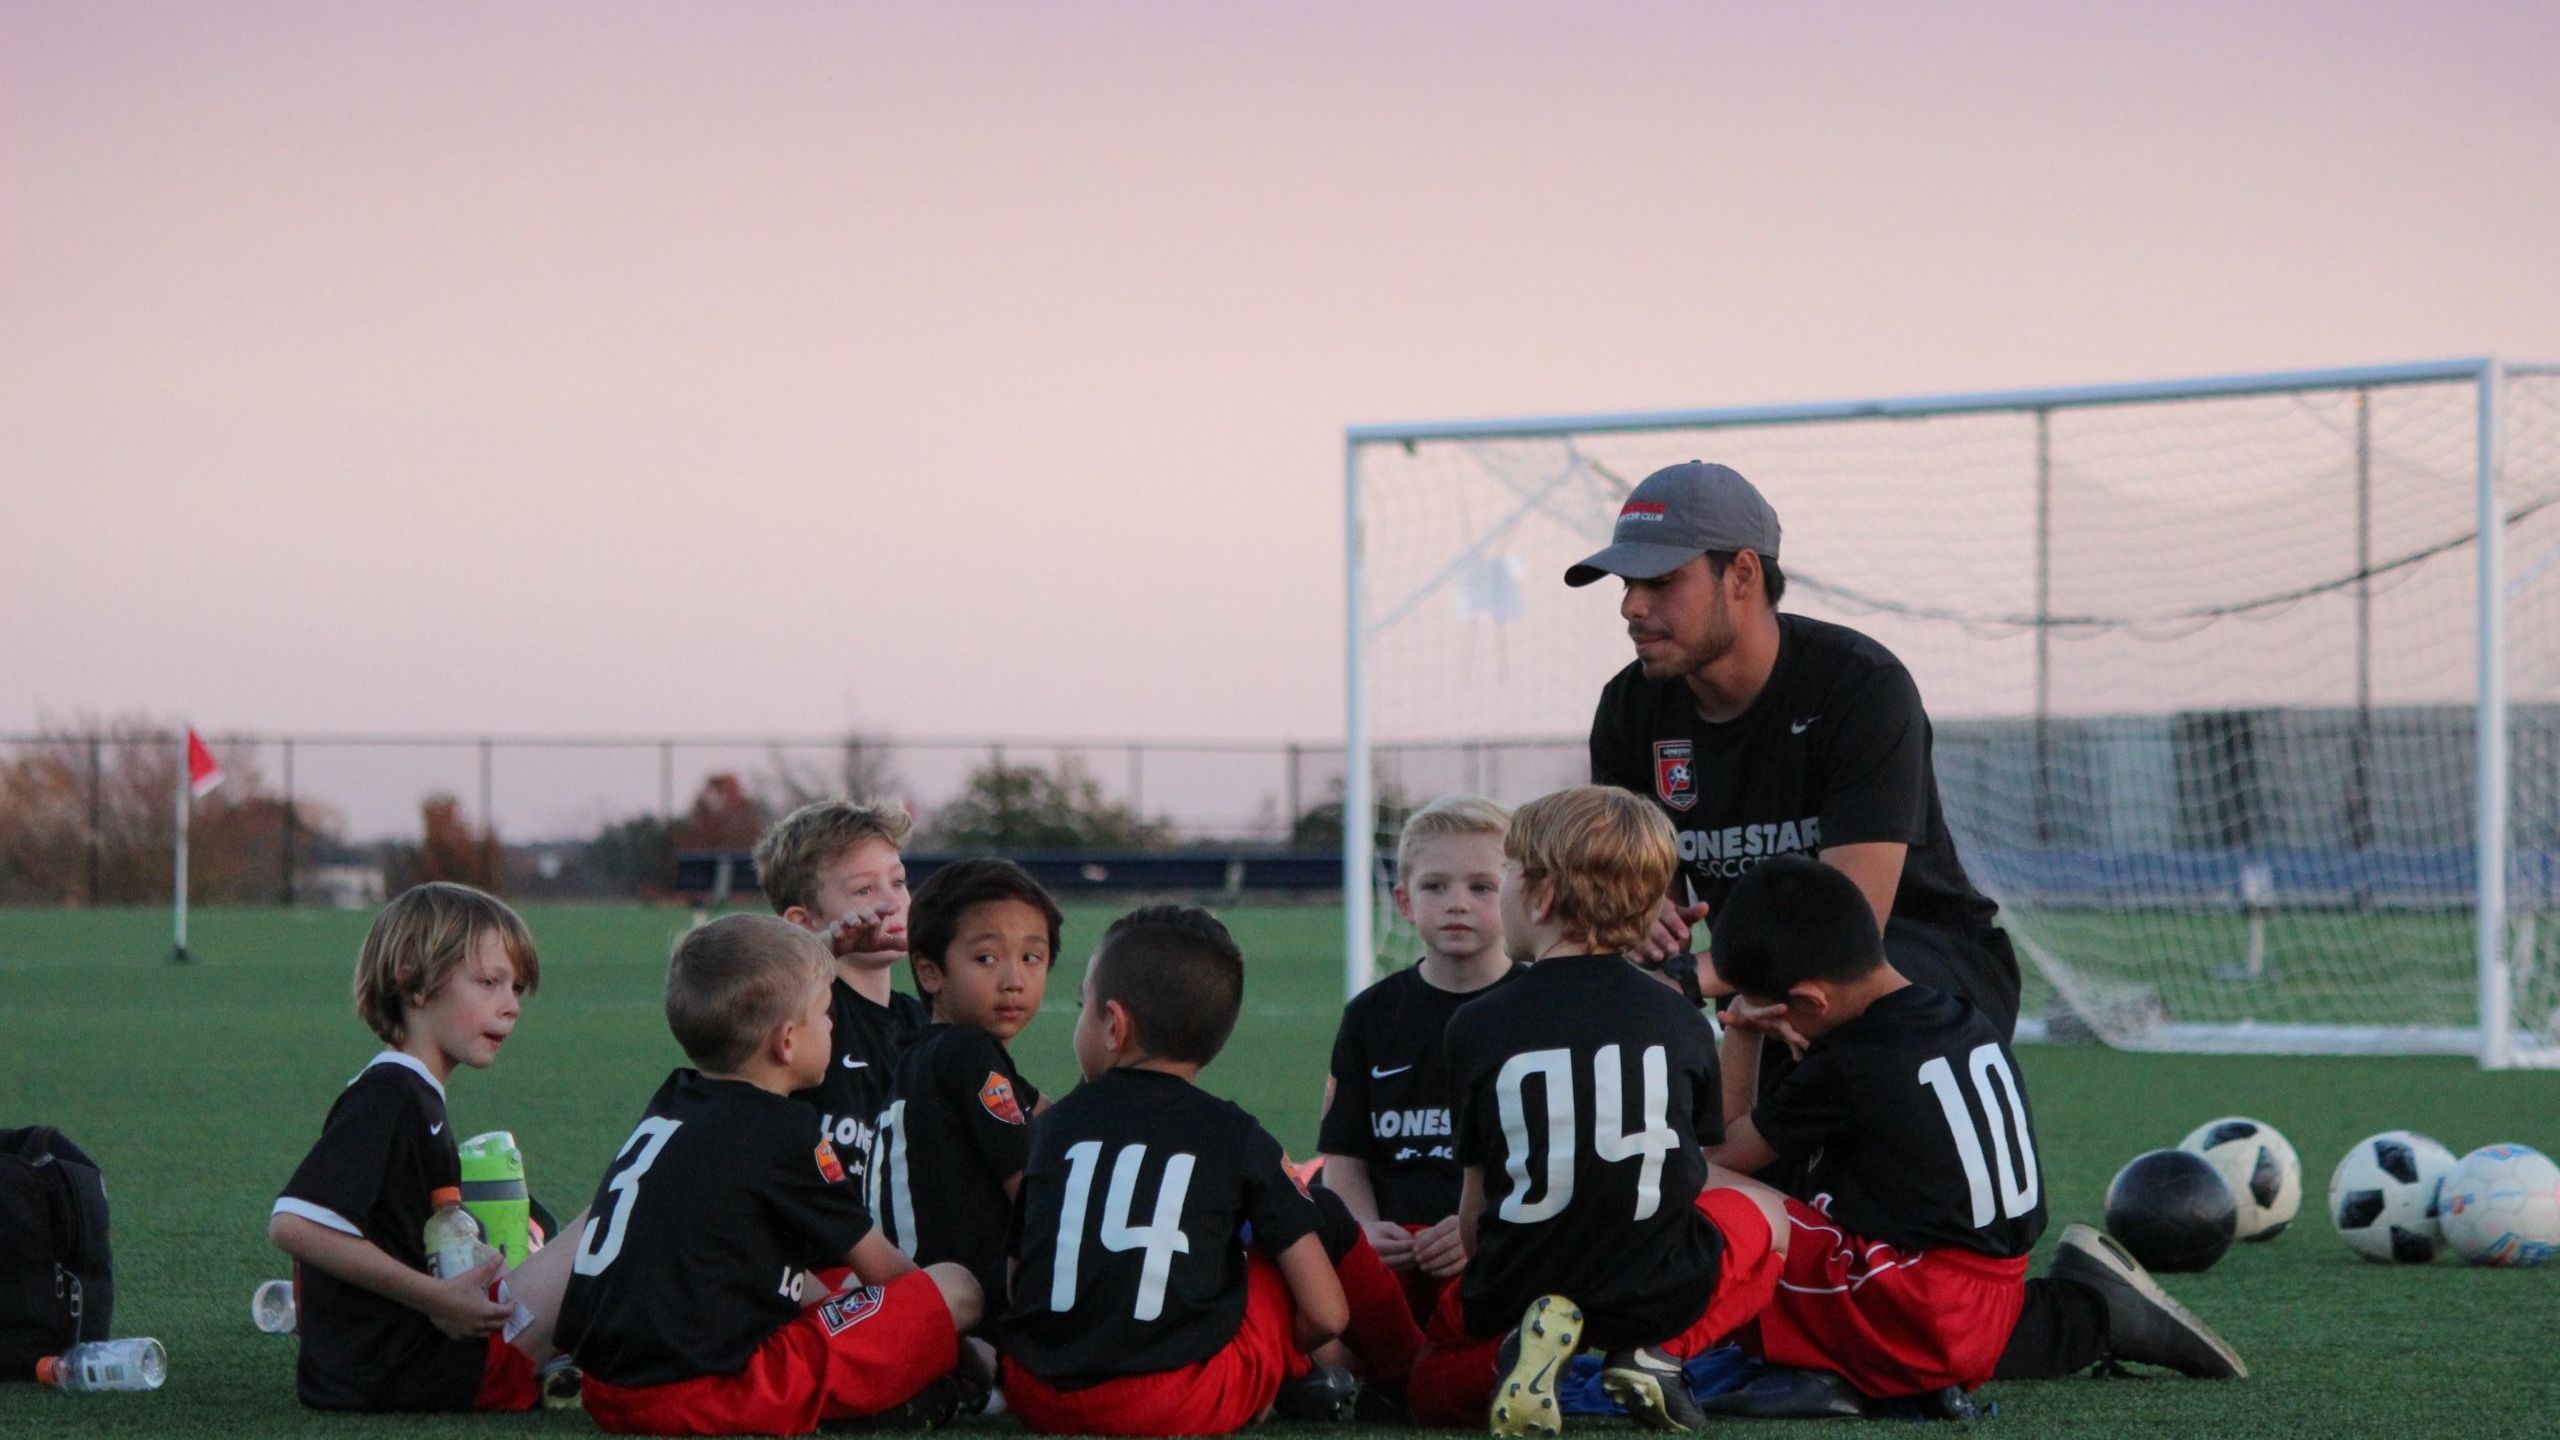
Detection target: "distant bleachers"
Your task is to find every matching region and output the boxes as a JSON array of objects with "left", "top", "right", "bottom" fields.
[{"left": 674, "top": 849, "right": 1342, "bottom": 903}]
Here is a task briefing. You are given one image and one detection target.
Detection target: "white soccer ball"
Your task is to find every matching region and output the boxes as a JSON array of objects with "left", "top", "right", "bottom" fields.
[
  {"left": 2438, "top": 1144, "right": 2560, "bottom": 1267},
  {"left": 2180, "top": 1116, "right": 2301, "bottom": 1241},
  {"left": 2327, "top": 1130, "right": 2456, "bottom": 1263}
]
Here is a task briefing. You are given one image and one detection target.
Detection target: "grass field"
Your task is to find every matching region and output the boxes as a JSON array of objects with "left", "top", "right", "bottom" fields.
[{"left": 3, "top": 902, "right": 2556, "bottom": 1437}]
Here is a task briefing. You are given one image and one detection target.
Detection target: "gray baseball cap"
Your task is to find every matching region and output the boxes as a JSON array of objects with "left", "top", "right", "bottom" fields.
[{"left": 1563, "top": 461, "right": 1781, "bottom": 587}]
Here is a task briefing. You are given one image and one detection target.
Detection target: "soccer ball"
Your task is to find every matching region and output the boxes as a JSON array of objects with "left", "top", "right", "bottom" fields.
[
  {"left": 2327, "top": 1130, "right": 2456, "bottom": 1263},
  {"left": 2179, "top": 1116, "right": 2301, "bottom": 1242},
  {"left": 2438, "top": 1144, "right": 2560, "bottom": 1267},
  {"left": 2104, "top": 1148, "right": 2237, "bottom": 1273}
]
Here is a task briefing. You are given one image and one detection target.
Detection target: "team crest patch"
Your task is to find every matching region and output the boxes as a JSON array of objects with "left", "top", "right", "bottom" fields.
[
  {"left": 814, "top": 1139, "right": 847, "bottom": 1185},
  {"left": 817, "top": 1285, "right": 884, "bottom": 1335},
  {"left": 979, "top": 1072, "right": 1027, "bottom": 1125},
  {"left": 1653, "top": 739, "right": 1697, "bottom": 811}
]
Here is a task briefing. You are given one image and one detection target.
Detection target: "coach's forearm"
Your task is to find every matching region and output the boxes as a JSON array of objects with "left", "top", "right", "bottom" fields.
[{"left": 1720, "top": 1028, "right": 1763, "bottom": 1128}]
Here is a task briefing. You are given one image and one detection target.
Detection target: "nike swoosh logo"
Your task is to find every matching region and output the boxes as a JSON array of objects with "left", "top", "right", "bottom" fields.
[
  {"left": 1791, "top": 716, "right": 1819, "bottom": 734},
  {"left": 841, "top": 1057, "right": 868, "bottom": 1070},
  {"left": 428, "top": 1122, "right": 443, "bottom": 1135},
  {"left": 1371, "top": 1064, "right": 1414, "bottom": 1079}
]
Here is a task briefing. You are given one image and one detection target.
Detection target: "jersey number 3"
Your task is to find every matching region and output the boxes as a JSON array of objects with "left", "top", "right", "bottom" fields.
[
  {"left": 1049, "top": 1140, "right": 1196, "bottom": 1322},
  {"left": 1496, "top": 1044, "right": 1679, "bottom": 1223},
  {"left": 1917, "top": 1045, "right": 2040, "bottom": 1226},
  {"left": 572, "top": 1117, "right": 682, "bottom": 1276}
]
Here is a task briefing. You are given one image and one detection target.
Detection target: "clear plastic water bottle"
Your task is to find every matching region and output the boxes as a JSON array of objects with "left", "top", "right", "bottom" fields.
[
  {"left": 251, "top": 1279, "right": 297, "bottom": 1335},
  {"left": 38, "top": 1337, "right": 167, "bottom": 1392},
  {"left": 424, "top": 1186, "right": 493, "bottom": 1279}
]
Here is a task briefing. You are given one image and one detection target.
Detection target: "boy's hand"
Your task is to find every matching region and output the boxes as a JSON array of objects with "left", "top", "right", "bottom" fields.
[
  {"left": 823, "top": 906, "right": 900, "bottom": 957},
  {"left": 1412, "top": 1214, "right": 1469, "bottom": 1279},
  {"left": 1724, "top": 997, "right": 1809, "bottom": 1059},
  {"left": 423, "top": 1255, "right": 512, "bottom": 1340},
  {"left": 1361, "top": 1219, "right": 1417, "bottom": 1270}
]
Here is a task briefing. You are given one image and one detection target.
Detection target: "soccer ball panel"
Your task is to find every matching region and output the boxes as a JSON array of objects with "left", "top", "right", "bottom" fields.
[
  {"left": 2327, "top": 1129, "right": 2456, "bottom": 1264},
  {"left": 2179, "top": 1115, "right": 2300, "bottom": 1242}
]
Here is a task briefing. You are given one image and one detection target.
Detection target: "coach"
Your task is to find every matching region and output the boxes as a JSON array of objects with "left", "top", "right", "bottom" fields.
[{"left": 1569, "top": 460, "right": 2021, "bottom": 1038}]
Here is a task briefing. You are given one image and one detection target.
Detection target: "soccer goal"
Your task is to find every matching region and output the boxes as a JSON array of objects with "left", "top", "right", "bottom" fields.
[{"left": 1343, "top": 359, "right": 2560, "bottom": 1069}]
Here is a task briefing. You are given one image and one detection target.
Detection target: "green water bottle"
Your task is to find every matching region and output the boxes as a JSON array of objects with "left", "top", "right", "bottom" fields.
[{"left": 458, "top": 1131, "right": 532, "bottom": 1267}]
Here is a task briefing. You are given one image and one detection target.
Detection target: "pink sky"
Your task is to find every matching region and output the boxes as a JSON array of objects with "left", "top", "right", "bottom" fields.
[{"left": 8, "top": 0, "right": 2559, "bottom": 754}]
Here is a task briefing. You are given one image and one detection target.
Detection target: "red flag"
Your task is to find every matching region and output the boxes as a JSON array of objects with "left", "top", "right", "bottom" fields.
[{"left": 185, "top": 728, "right": 224, "bottom": 799}]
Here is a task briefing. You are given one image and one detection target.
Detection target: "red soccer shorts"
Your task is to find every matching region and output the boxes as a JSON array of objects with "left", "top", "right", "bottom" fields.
[
  {"left": 1759, "top": 1196, "right": 2029, "bottom": 1396},
  {"left": 1386, "top": 1222, "right": 1448, "bottom": 1321},
  {"left": 1407, "top": 1187, "right": 1779, "bottom": 1428},
  {"left": 473, "top": 1333, "right": 538, "bottom": 1412},
  {"left": 1003, "top": 1256, "right": 1313, "bottom": 1437},
  {"left": 581, "top": 1270, "right": 958, "bottom": 1436}
]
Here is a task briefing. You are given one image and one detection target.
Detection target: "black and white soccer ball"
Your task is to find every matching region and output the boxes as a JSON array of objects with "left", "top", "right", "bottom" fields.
[
  {"left": 2179, "top": 1116, "right": 2301, "bottom": 1241},
  {"left": 2328, "top": 1129, "right": 2457, "bottom": 1264}
]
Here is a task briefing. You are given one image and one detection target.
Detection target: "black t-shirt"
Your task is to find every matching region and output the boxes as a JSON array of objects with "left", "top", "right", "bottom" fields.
[
  {"left": 1450, "top": 956, "right": 1727, "bottom": 1350},
  {"left": 274, "top": 1053, "right": 488, "bottom": 1412},
  {"left": 557, "top": 1070, "right": 878, "bottom": 1387},
  {"left": 1752, "top": 985, "right": 2046, "bottom": 1257},
  {"left": 1003, "top": 1068, "right": 1322, "bottom": 1390},
  {"left": 1589, "top": 613, "right": 1997, "bottom": 937},
  {"left": 872, "top": 1023, "right": 1043, "bottom": 1312},
  {"left": 789, "top": 975, "right": 927, "bottom": 1188},
  {"left": 1318, "top": 961, "right": 1519, "bottom": 1224}
]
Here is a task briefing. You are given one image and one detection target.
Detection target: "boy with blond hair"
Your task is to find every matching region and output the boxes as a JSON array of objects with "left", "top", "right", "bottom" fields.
[
  {"left": 1320, "top": 795, "right": 1519, "bottom": 1318},
  {"left": 558, "top": 914, "right": 982, "bottom": 1435},
  {"left": 753, "top": 798, "right": 924, "bottom": 1189},
  {"left": 1409, "top": 786, "right": 1790, "bottom": 1436},
  {"left": 270, "top": 883, "right": 582, "bottom": 1412}
]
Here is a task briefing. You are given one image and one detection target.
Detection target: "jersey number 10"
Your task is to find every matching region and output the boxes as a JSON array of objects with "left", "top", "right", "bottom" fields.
[
  {"left": 1495, "top": 1044, "right": 1680, "bottom": 1223},
  {"left": 1048, "top": 1141, "right": 1196, "bottom": 1322},
  {"left": 1916, "top": 1044, "right": 2040, "bottom": 1226}
]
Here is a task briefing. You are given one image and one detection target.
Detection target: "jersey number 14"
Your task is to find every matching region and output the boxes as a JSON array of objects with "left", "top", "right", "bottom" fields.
[{"left": 1047, "top": 1140, "right": 1196, "bottom": 1322}]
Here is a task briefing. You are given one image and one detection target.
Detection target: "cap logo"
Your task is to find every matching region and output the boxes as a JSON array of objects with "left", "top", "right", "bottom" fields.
[
  {"left": 1619, "top": 499, "right": 1668, "bottom": 523},
  {"left": 1654, "top": 740, "right": 1697, "bottom": 811}
]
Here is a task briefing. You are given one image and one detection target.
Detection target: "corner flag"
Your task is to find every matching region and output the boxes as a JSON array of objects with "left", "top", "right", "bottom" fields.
[{"left": 186, "top": 727, "right": 224, "bottom": 798}]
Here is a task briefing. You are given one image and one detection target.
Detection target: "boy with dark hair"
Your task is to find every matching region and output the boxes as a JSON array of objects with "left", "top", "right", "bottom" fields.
[
  {"left": 557, "top": 914, "right": 982, "bottom": 1436},
  {"left": 753, "top": 798, "right": 924, "bottom": 1190},
  {"left": 269, "top": 882, "right": 583, "bottom": 1413},
  {"left": 1321, "top": 795, "right": 1518, "bottom": 1319},
  {"left": 872, "top": 857, "right": 1059, "bottom": 1313},
  {"left": 1704, "top": 856, "right": 2243, "bottom": 1416},
  {"left": 1001, "top": 905, "right": 1419, "bottom": 1435},
  {"left": 1410, "top": 785, "right": 1790, "bottom": 1437}
]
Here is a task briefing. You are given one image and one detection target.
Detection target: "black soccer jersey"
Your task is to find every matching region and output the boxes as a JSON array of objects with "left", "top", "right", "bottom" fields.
[
  {"left": 1751, "top": 984, "right": 2046, "bottom": 1257},
  {"left": 1002, "top": 1068, "right": 1322, "bottom": 1390},
  {"left": 790, "top": 975, "right": 927, "bottom": 1187},
  {"left": 273, "top": 1052, "right": 487, "bottom": 1412},
  {"left": 871, "top": 1023, "right": 1043, "bottom": 1312},
  {"left": 1589, "top": 613, "right": 1997, "bottom": 938},
  {"left": 1450, "top": 955, "right": 1726, "bottom": 1351},
  {"left": 557, "top": 1069, "right": 878, "bottom": 1388},
  {"left": 1318, "top": 961, "right": 1519, "bottom": 1224}
]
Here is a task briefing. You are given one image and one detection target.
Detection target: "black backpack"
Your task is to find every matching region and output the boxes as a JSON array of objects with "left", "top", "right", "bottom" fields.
[{"left": 0, "top": 1127, "right": 115, "bottom": 1380}]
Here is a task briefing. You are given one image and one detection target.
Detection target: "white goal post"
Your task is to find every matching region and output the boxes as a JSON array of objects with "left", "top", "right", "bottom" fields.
[{"left": 1343, "top": 358, "right": 2560, "bottom": 1069}]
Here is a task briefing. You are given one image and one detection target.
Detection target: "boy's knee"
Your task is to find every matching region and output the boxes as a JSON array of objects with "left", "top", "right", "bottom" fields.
[{"left": 923, "top": 1262, "right": 984, "bottom": 1334}]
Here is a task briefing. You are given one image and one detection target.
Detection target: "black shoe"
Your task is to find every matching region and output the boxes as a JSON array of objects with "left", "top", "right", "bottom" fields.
[
  {"left": 1600, "top": 1346, "right": 1705, "bottom": 1432},
  {"left": 1353, "top": 1378, "right": 1411, "bottom": 1424},
  {"left": 2049, "top": 1223, "right": 2247, "bottom": 1380},
  {"left": 1275, "top": 1364, "right": 1360, "bottom": 1422},
  {"left": 1490, "top": 1295, "right": 1582, "bottom": 1439},
  {"left": 1696, "top": 1366, "right": 1877, "bottom": 1421}
]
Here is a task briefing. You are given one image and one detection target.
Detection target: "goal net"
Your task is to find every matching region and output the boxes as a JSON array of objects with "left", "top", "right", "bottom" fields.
[{"left": 1344, "top": 361, "right": 2560, "bottom": 1067}]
